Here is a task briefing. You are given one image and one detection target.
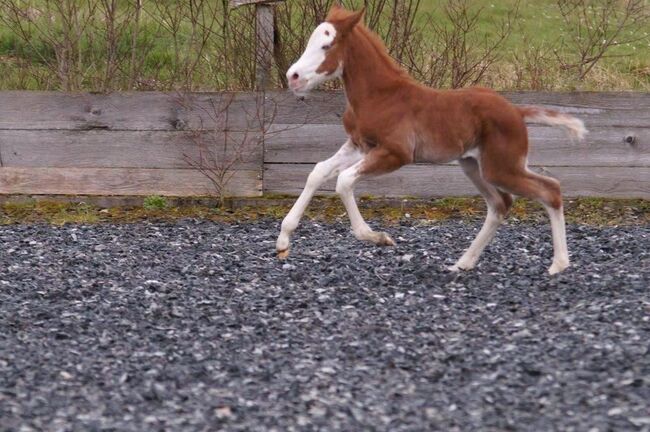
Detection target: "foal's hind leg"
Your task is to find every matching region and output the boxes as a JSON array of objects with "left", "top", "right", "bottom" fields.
[
  {"left": 482, "top": 160, "right": 569, "bottom": 275},
  {"left": 449, "top": 157, "right": 513, "bottom": 271},
  {"left": 276, "top": 140, "right": 362, "bottom": 258}
]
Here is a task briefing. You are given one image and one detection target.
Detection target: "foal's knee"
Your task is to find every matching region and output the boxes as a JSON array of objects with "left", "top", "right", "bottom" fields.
[
  {"left": 306, "top": 161, "right": 330, "bottom": 188},
  {"left": 335, "top": 169, "right": 356, "bottom": 195}
]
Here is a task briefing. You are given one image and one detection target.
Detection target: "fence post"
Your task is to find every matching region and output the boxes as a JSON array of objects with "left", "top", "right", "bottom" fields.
[{"left": 230, "top": 0, "right": 284, "bottom": 90}]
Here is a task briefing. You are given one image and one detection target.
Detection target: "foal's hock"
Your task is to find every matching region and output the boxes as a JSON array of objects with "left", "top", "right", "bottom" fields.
[{"left": 276, "top": 5, "right": 587, "bottom": 275}]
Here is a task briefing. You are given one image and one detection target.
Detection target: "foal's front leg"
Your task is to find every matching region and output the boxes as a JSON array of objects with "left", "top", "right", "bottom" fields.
[
  {"left": 276, "top": 140, "right": 362, "bottom": 258},
  {"left": 335, "top": 149, "right": 404, "bottom": 246}
]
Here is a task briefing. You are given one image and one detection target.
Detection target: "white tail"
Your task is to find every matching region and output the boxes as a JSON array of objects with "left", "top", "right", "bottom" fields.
[{"left": 519, "top": 106, "right": 588, "bottom": 141}]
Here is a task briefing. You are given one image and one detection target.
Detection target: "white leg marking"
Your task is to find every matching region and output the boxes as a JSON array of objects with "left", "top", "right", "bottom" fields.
[
  {"left": 544, "top": 204, "right": 570, "bottom": 275},
  {"left": 335, "top": 160, "right": 395, "bottom": 246},
  {"left": 449, "top": 207, "right": 504, "bottom": 272},
  {"left": 276, "top": 140, "right": 362, "bottom": 256},
  {"left": 450, "top": 157, "right": 507, "bottom": 272}
]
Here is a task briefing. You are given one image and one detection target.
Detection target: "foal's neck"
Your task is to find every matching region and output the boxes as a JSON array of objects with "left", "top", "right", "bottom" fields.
[{"left": 342, "top": 27, "right": 409, "bottom": 113}]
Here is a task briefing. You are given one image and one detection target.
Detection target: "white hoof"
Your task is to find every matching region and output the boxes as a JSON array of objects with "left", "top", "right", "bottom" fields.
[
  {"left": 548, "top": 260, "right": 570, "bottom": 275},
  {"left": 448, "top": 255, "right": 477, "bottom": 272},
  {"left": 375, "top": 231, "right": 396, "bottom": 247},
  {"left": 448, "top": 261, "right": 474, "bottom": 272},
  {"left": 356, "top": 230, "right": 396, "bottom": 246},
  {"left": 276, "top": 232, "right": 290, "bottom": 255}
]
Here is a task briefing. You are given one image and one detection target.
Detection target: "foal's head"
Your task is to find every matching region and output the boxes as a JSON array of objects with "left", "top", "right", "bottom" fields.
[{"left": 286, "top": 5, "right": 364, "bottom": 96}]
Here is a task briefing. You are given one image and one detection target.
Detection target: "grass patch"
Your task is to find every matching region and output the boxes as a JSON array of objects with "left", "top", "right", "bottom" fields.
[
  {"left": 0, "top": 0, "right": 647, "bottom": 91},
  {"left": 1, "top": 201, "right": 100, "bottom": 225},
  {"left": 143, "top": 195, "right": 168, "bottom": 211},
  {"left": 1, "top": 197, "right": 647, "bottom": 227}
]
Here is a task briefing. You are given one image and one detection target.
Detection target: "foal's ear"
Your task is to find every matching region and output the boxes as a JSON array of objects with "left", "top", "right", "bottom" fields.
[{"left": 335, "top": 8, "right": 365, "bottom": 34}]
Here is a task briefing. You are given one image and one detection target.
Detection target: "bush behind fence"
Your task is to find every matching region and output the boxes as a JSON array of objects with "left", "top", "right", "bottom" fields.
[{"left": 0, "top": 0, "right": 648, "bottom": 92}]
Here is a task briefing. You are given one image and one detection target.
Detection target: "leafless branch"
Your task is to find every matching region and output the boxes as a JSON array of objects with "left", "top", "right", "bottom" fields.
[{"left": 555, "top": 0, "right": 649, "bottom": 80}]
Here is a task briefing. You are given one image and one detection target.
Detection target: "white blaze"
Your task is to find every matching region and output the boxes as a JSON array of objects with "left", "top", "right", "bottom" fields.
[{"left": 286, "top": 22, "right": 340, "bottom": 96}]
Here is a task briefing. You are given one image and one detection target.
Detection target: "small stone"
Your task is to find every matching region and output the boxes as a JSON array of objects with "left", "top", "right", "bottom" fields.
[
  {"left": 630, "top": 417, "right": 650, "bottom": 426},
  {"left": 607, "top": 407, "right": 624, "bottom": 416},
  {"left": 513, "top": 329, "right": 533, "bottom": 339},
  {"left": 400, "top": 254, "right": 414, "bottom": 262},
  {"left": 309, "top": 405, "right": 327, "bottom": 417}
]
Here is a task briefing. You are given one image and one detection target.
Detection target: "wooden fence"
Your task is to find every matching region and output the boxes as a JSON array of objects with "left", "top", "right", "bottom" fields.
[{"left": 0, "top": 91, "right": 648, "bottom": 199}]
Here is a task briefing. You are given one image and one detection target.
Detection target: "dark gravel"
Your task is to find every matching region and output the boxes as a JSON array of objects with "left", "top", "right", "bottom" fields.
[{"left": 1, "top": 219, "right": 649, "bottom": 431}]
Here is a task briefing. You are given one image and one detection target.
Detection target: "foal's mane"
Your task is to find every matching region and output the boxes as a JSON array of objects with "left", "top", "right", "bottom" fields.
[
  {"left": 355, "top": 26, "right": 409, "bottom": 79},
  {"left": 327, "top": 7, "right": 410, "bottom": 80}
]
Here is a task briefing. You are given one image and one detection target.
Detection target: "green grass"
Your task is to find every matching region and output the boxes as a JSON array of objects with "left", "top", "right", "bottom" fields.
[
  {"left": 143, "top": 195, "right": 168, "bottom": 211},
  {"left": 0, "top": 0, "right": 648, "bottom": 91},
  {"left": 412, "top": 0, "right": 650, "bottom": 90}
]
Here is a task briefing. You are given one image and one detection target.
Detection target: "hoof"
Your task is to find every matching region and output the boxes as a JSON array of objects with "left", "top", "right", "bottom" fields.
[
  {"left": 448, "top": 260, "right": 475, "bottom": 272},
  {"left": 376, "top": 232, "right": 396, "bottom": 247},
  {"left": 277, "top": 249, "right": 290, "bottom": 260},
  {"left": 548, "top": 260, "right": 569, "bottom": 275}
]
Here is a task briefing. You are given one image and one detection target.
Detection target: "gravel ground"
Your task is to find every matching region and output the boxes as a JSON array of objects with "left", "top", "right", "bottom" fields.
[{"left": 0, "top": 219, "right": 649, "bottom": 432}]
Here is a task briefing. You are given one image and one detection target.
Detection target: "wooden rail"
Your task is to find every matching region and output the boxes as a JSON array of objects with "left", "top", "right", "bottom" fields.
[{"left": 0, "top": 91, "right": 648, "bottom": 199}]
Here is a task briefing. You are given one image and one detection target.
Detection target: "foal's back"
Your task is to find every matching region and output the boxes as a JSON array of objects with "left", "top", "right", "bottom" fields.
[{"left": 402, "top": 84, "right": 528, "bottom": 165}]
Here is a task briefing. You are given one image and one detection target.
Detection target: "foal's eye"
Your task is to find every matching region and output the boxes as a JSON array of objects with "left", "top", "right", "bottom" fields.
[{"left": 322, "top": 44, "right": 331, "bottom": 51}]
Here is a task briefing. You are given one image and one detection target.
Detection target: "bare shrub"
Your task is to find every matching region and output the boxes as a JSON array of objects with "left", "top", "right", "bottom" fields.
[
  {"left": 198, "top": 2, "right": 257, "bottom": 91},
  {"left": 383, "top": 0, "right": 423, "bottom": 62},
  {"left": 404, "top": 0, "right": 519, "bottom": 89},
  {"left": 0, "top": 0, "right": 99, "bottom": 90},
  {"left": 90, "top": 0, "right": 157, "bottom": 91},
  {"left": 554, "top": 0, "right": 650, "bottom": 81},
  {"left": 175, "top": 91, "right": 314, "bottom": 204},
  {"left": 512, "top": 39, "right": 557, "bottom": 91},
  {"left": 145, "top": 1, "right": 223, "bottom": 90},
  {"left": 0, "top": 0, "right": 160, "bottom": 91},
  {"left": 175, "top": 93, "right": 261, "bottom": 204}
]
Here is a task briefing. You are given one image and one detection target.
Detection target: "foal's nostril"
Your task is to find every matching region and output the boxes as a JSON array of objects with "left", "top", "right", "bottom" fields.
[{"left": 291, "top": 72, "right": 299, "bottom": 81}]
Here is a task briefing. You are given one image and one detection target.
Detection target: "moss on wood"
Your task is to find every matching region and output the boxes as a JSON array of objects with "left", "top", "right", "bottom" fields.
[{"left": 1, "top": 197, "right": 647, "bottom": 226}]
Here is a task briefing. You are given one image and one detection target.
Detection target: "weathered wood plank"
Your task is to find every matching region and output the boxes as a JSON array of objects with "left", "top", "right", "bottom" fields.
[
  {"left": 0, "top": 130, "right": 263, "bottom": 169},
  {"left": 2, "top": 91, "right": 649, "bottom": 130},
  {"left": 0, "top": 167, "right": 262, "bottom": 196},
  {"left": 0, "top": 91, "right": 269, "bottom": 131},
  {"left": 230, "top": 0, "right": 284, "bottom": 6},
  {"left": 265, "top": 90, "right": 650, "bottom": 126},
  {"left": 265, "top": 164, "right": 468, "bottom": 197},
  {"left": 265, "top": 91, "right": 346, "bottom": 125},
  {"left": 503, "top": 91, "right": 650, "bottom": 127},
  {"left": 264, "top": 164, "right": 650, "bottom": 198},
  {"left": 265, "top": 124, "right": 650, "bottom": 166},
  {"left": 255, "top": 4, "right": 275, "bottom": 90}
]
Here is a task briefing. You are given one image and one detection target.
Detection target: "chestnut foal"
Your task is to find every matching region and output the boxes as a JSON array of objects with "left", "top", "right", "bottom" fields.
[{"left": 276, "top": 5, "right": 587, "bottom": 275}]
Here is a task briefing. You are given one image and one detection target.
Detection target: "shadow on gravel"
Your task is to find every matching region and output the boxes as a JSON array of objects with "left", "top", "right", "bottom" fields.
[{"left": 1, "top": 219, "right": 648, "bottom": 431}]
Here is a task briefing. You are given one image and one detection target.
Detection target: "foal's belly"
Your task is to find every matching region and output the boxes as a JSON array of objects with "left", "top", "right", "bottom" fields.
[{"left": 413, "top": 140, "right": 464, "bottom": 164}]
